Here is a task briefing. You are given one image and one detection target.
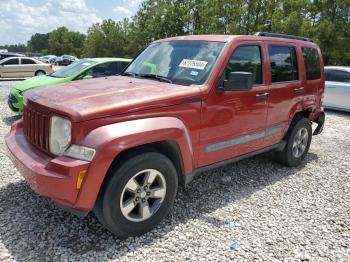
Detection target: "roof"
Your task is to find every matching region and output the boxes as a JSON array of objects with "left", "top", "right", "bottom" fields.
[
  {"left": 0, "top": 56, "right": 44, "bottom": 64},
  {"left": 0, "top": 52, "right": 24, "bottom": 56},
  {"left": 325, "top": 66, "right": 350, "bottom": 72},
  {"left": 89, "top": 57, "right": 132, "bottom": 63},
  {"left": 154, "top": 34, "right": 318, "bottom": 46}
]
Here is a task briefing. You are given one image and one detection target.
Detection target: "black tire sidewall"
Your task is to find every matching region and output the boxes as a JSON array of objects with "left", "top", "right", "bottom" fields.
[
  {"left": 101, "top": 152, "right": 178, "bottom": 238},
  {"left": 285, "top": 118, "right": 312, "bottom": 166},
  {"left": 35, "top": 70, "right": 45, "bottom": 76}
]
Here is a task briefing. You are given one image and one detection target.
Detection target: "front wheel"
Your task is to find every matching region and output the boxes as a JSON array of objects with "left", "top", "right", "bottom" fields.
[
  {"left": 275, "top": 117, "right": 312, "bottom": 167},
  {"left": 94, "top": 152, "right": 178, "bottom": 238}
]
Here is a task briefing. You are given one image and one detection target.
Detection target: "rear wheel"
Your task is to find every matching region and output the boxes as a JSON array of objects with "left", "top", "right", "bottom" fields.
[
  {"left": 94, "top": 151, "right": 178, "bottom": 238},
  {"left": 275, "top": 117, "right": 312, "bottom": 167},
  {"left": 35, "top": 70, "right": 45, "bottom": 76}
]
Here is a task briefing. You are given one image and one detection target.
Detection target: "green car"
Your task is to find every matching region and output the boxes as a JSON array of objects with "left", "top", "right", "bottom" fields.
[{"left": 8, "top": 57, "right": 131, "bottom": 114}]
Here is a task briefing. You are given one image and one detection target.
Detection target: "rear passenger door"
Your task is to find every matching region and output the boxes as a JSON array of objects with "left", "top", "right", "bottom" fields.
[
  {"left": 20, "top": 58, "right": 37, "bottom": 77},
  {"left": 264, "top": 44, "right": 302, "bottom": 146}
]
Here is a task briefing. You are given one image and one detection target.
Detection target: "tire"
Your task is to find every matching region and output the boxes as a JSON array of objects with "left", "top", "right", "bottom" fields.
[
  {"left": 275, "top": 116, "right": 312, "bottom": 167},
  {"left": 94, "top": 151, "right": 178, "bottom": 238},
  {"left": 35, "top": 70, "right": 46, "bottom": 76}
]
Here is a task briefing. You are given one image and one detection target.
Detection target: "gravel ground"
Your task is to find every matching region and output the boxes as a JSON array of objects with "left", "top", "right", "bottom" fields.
[{"left": 0, "top": 80, "right": 349, "bottom": 262}]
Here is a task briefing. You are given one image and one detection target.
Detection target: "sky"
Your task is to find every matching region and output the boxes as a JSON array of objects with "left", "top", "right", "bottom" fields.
[{"left": 0, "top": 0, "right": 143, "bottom": 45}]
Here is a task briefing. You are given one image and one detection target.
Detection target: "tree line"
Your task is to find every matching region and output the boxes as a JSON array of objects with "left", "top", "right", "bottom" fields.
[{"left": 1, "top": 0, "right": 349, "bottom": 65}]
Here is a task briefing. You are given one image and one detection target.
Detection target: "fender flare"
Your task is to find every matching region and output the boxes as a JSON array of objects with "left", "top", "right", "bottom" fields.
[{"left": 73, "top": 117, "right": 194, "bottom": 211}]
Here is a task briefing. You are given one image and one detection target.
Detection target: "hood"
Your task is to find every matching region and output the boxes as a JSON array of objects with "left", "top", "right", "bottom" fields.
[
  {"left": 14, "top": 75, "right": 70, "bottom": 93},
  {"left": 25, "top": 76, "right": 202, "bottom": 122}
]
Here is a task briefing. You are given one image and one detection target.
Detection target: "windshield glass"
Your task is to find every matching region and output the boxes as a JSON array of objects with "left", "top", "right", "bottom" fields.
[
  {"left": 124, "top": 40, "right": 225, "bottom": 86},
  {"left": 50, "top": 59, "right": 96, "bottom": 78}
]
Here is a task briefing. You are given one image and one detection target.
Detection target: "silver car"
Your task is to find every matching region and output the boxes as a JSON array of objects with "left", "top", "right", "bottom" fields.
[
  {"left": 324, "top": 66, "right": 350, "bottom": 112},
  {"left": 0, "top": 57, "right": 54, "bottom": 78}
]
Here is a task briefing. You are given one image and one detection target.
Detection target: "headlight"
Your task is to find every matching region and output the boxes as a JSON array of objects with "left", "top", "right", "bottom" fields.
[
  {"left": 64, "top": 145, "right": 96, "bottom": 161},
  {"left": 49, "top": 116, "right": 71, "bottom": 155}
]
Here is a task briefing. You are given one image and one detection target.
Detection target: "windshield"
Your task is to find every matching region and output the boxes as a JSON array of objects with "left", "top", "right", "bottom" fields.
[
  {"left": 124, "top": 40, "right": 225, "bottom": 86},
  {"left": 50, "top": 59, "right": 96, "bottom": 78}
]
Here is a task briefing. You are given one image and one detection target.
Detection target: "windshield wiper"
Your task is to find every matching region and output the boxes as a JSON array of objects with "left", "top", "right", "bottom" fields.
[{"left": 138, "top": 74, "right": 172, "bottom": 83}]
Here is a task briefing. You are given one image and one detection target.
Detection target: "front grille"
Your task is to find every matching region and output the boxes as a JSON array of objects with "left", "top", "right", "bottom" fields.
[{"left": 23, "top": 106, "right": 50, "bottom": 152}]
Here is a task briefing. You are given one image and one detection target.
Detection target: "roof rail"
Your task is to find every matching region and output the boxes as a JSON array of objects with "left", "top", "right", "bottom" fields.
[{"left": 255, "top": 32, "right": 313, "bottom": 42}]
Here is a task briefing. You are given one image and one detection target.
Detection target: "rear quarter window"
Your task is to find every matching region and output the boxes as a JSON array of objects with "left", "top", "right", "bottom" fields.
[{"left": 302, "top": 47, "right": 321, "bottom": 80}]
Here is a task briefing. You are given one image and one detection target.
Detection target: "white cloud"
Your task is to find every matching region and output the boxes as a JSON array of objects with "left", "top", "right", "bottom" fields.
[
  {"left": 0, "top": 0, "right": 101, "bottom": 45},
  {"left": 113, "top": 6, "right": 133, "bottom": 18},
  {"left": 112, "top": 0, "right": 142, "bottom": 19}
]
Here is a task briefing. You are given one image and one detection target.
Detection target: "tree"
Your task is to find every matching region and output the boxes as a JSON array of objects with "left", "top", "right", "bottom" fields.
[
  {"left": 83, "top": 19, "right": 128, "bottom": 58},
  {"left": 48, "top": 27, "right": 85, "bottom": 56},
  {"left": 27, "top": 33, "right": 49, "bottom": 53}
]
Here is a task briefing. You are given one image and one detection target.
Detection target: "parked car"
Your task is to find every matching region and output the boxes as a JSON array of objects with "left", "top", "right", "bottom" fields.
[
  {"left": 323, "top": 66, "right": 350, "bottom": 112},
  {"left": 0, "top": 57, "right": 53, "bottom": 78},
  {"left": 0, "top": 51, "right": 24, "bottom": 61},
  {"left": 40, "top": 55, "right": 57, "bottom": 64},
  {"left": 6, "top": 33, "right": 325, "bottom": 238},
  {"left": 8, "top": 58, "right": 131, "bottom": 113},
  {"left": 55, "top": 55, "right": 77, "bottom": 66}
]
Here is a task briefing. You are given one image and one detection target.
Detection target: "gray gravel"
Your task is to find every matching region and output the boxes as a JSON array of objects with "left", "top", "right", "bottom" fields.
[{"left": 0, "top": 80, "right": 349, "bottom": 261}]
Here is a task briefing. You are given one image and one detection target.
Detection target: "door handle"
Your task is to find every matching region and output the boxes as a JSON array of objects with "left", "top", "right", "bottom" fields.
[
  {"left": 327, "top": 86, "right": 336, "bottom": 88},
  {"left": 255, "top": 92, "right": 270, "bottom": 99},
  {"left": 294, "top": 87, "right": 305, "bottom": 93}
]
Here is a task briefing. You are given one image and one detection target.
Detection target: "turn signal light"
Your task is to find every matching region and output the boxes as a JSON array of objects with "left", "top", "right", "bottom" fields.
[{"left": 76, "top": 170, "right": 87, "bottom": 189}]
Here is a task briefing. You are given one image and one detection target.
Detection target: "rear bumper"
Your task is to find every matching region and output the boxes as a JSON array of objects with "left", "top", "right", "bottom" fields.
[{"left": 5, "top": 121, "right": 90, "bottom": 212}]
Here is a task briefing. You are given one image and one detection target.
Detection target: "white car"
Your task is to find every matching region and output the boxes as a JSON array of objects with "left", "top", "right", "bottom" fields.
[
  {"left": 40, "top": 55, "right": 57, "bottom": 64},
  {"left": 324, "top": 66, "right": 350, "bottom": 112},
  {"left": 0, "top": 57, "right": 54, "bottom": 78}
]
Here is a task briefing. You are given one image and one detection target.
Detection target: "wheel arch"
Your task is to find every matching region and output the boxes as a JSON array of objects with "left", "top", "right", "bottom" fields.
[{"left": 72, "top": 117, "right": 194, "bottom": 211}]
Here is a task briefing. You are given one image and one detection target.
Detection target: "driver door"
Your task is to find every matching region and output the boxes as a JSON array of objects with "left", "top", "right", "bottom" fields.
[{"left": 198, "top": 43, "right": 269, "bottom": 166}]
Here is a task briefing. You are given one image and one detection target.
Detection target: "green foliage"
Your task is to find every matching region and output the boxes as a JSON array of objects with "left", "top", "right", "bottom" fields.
[
  {"left": 27, "top": 33, "right": 49, "bottom": 53},
  {"left": 47, "top": 27, "right": 85, "bottom": 56},
  {"left": 0, "top": 44, "right": 27, "bottom": 53},
  {"left": 123, "top": 0, "right": 350, "bottom": 65},
  {"left": 3, "top": 0, "right": 350, "bottom": 64},
  {"left": 82, "top": 19, "right": 128, "bottom": 58}
]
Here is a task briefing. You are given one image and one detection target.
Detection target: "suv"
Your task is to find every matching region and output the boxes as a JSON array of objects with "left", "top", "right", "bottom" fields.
[{"left": 6, "top": 33, "right": 325, "bottom": 238}]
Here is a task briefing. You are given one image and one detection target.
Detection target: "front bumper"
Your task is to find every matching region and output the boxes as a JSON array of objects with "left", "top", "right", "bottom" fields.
[
  {"left": 5, "top": 121, "right": 90, "bottom": 211},
  {"left": 7, "top": 93, "right": 19, "bottom": 113}
]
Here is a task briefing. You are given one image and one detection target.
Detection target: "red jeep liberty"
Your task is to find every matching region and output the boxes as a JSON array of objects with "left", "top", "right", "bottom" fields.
[{"left": 6, "top": 33, "right": 325, "bottom": 237}]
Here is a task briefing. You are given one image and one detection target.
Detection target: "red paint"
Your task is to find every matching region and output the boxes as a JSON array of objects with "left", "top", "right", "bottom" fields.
[{"left": 6, "top": 35, "right": 324, "bottom": 212}]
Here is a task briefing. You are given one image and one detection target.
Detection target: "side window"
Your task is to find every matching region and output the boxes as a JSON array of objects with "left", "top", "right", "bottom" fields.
[
  {"left": 3, "top": 58, "right": 19, "bottom": 65},
  {"left": 225, "top": 45, "right": 262, "bottom": 84},
  {"left": 21, "top": 58, "right": 36, "bottom": 65},
  {"left": 302, "top": 47, "right": 321, "bottom": 80},
  {"left": 117, "top": 62, "right": 130, "bottom": 74},
  {"left": 84, "top": 63, "right": 114, "bottom": 78},
  {"left": 325, "top": 69, "right": 332, "bottom": 81},
  {"left": 326, "top": 70, "right": 350, "bottom": 83},
  {"left": 269, "top": 46, "right": 299, "bottom": 83}
]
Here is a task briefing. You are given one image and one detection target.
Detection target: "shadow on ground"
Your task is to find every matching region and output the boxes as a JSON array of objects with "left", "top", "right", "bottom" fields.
[
  {"left": 2, "top": 115, "right": 21, "bottom": 126},
  {"left": 0, "top": 153, "right": 318, "bottom": 261}
]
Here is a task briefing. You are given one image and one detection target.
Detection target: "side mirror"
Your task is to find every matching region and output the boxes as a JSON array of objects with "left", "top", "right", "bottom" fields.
[
  {"left": 220, "top": 72, "right": 254, "bottom": 91},
  {"left": 82, "top": 75, "right": 93, "bottom": 80}
]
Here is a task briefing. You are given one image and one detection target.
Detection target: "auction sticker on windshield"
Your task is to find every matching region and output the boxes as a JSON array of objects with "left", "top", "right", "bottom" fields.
[{"left": 179, "top": 59, "right": 208, "bottom": 70}]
